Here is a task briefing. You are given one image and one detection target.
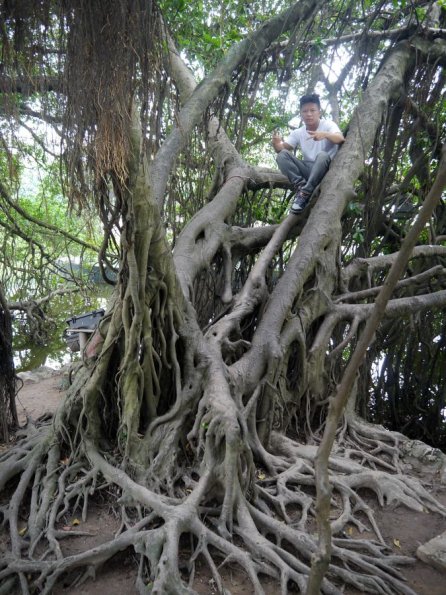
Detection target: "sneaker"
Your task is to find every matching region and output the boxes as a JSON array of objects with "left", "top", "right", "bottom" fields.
[
  {"left": 293, "top": 180, "right": 305, "bottom": 193},
  {"left": 290, "top": 190, "right": 311, "bottom": 214}
]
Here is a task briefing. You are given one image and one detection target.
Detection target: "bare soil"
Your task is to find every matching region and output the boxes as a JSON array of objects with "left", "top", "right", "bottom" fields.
[{"left": 4, "top": 369, "right": 446, "bottom": 594}]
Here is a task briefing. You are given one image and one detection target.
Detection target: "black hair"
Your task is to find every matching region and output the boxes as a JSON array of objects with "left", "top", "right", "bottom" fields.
[{"left": 299, "top": 94, "right": 321, "bottom": 109}]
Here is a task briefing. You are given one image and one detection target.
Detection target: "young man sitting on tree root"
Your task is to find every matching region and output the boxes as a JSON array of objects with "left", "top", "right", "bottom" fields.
[{"left": 272, "top": 93, "right": 344, "bottom": 214}]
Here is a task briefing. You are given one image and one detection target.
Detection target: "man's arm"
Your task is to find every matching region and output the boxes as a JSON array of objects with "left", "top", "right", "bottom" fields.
[
  {"left": 307, "top": 130, "right": 345, "bottom": 144},
  {"left": 272, "top": 132, "right": 294, "bottom": 153}
]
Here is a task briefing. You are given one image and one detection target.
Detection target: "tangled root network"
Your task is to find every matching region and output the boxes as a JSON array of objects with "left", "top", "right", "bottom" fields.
[{"left": 1, "top": 401, "right": 444, "bottom": 595}]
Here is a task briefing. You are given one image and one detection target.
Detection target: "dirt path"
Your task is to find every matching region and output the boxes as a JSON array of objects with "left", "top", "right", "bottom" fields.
[
  {"left": 6, "top": 368, "right": 446, "bottom": 593},
  {"left": 15, "top": 368, "right": 68, "bottom": 425}
]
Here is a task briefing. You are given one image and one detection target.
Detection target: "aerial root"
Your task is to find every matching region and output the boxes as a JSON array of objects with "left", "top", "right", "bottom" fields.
[
  {"left": 340, "top": 413, "right": 408, "bottom": 471},
  {"left": 341, "top": 468, "right": 446, "bottom": 515},
  {"left": 1, "top": 415, "right": 445, "bottom": 594},
  {"left": 1, "top": 520, "right": 156, "bottom": 595},
  {"left": 0, "top": 456, "right": 433, "bottom": 595},
  {"left": 4, "top": 429, "right": 417, "bottom": 595},
  {"left": 248, "top": 503, "right": 419, "bottom": 595},
  {"left": 271, "top": 430, "right": 446, "bottom": 516}
]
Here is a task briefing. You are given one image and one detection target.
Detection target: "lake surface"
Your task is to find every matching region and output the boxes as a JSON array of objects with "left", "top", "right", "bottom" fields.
[{"left": 13, "top": 287, "right": 112, "bottom": 372}]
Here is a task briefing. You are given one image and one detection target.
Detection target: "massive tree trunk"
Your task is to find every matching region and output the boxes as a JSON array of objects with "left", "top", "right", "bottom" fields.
[
  {"left": 1, "top": 2, "right": 446, "bottom": 594},
  {"left": 0, "top": 282, "right": 17, "bottom": 442}
]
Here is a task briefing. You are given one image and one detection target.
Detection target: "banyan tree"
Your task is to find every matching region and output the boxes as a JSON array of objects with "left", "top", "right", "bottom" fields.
[{"left": 1, "top": 0, "right": 446, "bottom": 593}]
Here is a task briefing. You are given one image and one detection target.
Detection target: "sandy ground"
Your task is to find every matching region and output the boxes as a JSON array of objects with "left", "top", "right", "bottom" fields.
[
  {"left": 5, "top": 368, "right": 446, "bottom": 594},
  {"left": 15, "top": 368, "right": 68, "bottom": 425}
]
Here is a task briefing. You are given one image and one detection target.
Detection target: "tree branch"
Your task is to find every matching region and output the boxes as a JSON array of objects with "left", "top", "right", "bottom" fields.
[
  {"left": 335, "top": 264, "right": 446, "bottom": 303},
  {"left": 308, "top": 143, "right": 446, "bottom": 593},
  {"left": 152, "top": 0, "right": 323, "bottom": 206},
  {"left": 232, "top": 41, "right": 415, "bottom": 395},
  {"left": 7, "top": 287, "right": 81, "bottom": 312},
  {"left": 0, "top": 180, "right": 101, "bottom": 254},
  {"left": 341, "top": 245, "right": 446, "bottom": 291}
]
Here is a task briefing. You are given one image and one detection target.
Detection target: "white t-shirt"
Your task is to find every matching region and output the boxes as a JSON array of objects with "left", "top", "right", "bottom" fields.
[{"left": 284, "top": 118, "right": 342, "bottom": 161}]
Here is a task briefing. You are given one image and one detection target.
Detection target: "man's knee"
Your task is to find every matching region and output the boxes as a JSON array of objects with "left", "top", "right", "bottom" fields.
[
  {"left": 315, "top": 151, "right": 331, "bottom": 166},
  {"left": 276, "top": 149, "right": 293, "bottom": 168}
]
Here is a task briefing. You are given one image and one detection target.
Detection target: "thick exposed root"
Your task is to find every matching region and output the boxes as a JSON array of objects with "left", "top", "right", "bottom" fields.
[{"left": 1, "top": 411, "right": 444, "bottom": 595}]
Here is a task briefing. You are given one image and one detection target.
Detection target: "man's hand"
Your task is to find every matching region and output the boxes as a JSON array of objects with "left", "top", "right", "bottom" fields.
[
  {"left": 307, "top": 130, "right": 327, "bottom": 141},
  {"left": 307, "top": 130, "right": 345, "bottom": 144},
  {"left": 272, "top": 131, "right": 294, "bottom": 153},
  {"left": 272, "top": 131, "right": 284, "bottom": 153}
]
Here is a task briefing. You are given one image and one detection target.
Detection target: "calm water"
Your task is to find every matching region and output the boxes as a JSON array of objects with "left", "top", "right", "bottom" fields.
[{"left": 13, "top": 287, "right": 112, "bottom": 372}]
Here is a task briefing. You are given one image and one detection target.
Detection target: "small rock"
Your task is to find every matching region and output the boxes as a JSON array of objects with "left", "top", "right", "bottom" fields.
[
  {"left": 17, "top": 366, "right": 59, "bottom": 384},
  {"left": 401, "top": 439, "right": 446, "bottom": 474},
  {"left": 417, "top": 531, "right": 446, "bottom": 572}
]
